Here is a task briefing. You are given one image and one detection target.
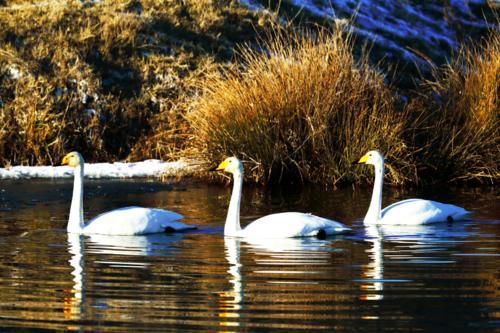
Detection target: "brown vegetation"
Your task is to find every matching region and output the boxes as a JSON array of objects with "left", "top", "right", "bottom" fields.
[
  {"left": 0, "top": 0, "right": 273, "bottom": 165},
  {"left": 406, "top": 34, "right": 499, "bottom": 184},
  {"left": 187, "top": 27, "right": 413, "bottom": 185},
  {"left": 0, "top": 1, "right": 498, "bottom": 185}
]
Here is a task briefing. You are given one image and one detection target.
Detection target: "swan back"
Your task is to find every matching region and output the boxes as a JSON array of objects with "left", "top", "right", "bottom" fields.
[
  {"left": 380, "top": 199, "right": 471, "bottom": 225},
  {"left": 241, "top": 212, "right": 350, "bottom": 238},
  {"left": 83, "top": 206, "right": 185, "bottom": 235}
]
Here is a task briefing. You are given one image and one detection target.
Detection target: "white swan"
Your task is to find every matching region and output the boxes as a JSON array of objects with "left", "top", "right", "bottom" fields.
[
  {"left": 356, "top": 150, "right": 470, "bottom": 225},
  {"left": 212, "top": 157, "right": 350, "bottom": 238},
  {"left": 61, "top": 151, "right": 195, "bottom": 235}
]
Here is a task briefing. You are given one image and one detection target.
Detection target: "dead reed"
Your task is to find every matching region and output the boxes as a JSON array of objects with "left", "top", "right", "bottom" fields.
[
  {"left": 187, "top": 27, "right": 413, "bottom": 185},
  {"left": 0, "top": 0, "right": 272, "bottom": 165},
  {"left": 0, "top": 1, "right": 497, "bottom": 186},
  {"left": 407, "top": 33, "right": 499, "bottom": 184}
]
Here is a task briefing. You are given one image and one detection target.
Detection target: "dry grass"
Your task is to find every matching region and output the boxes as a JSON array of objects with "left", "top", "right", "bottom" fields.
[
  {"left": 407, "top": 33, "right": 499, "bottom": 184},
  {"left": 187, "top": 26, "right": 413, "bottom": 185},
  {"left": 0, "top": 1, "right": 497, "bottom": 186},
  {"left": 0, "top": 0, "right": 273, "bottom": 165}
]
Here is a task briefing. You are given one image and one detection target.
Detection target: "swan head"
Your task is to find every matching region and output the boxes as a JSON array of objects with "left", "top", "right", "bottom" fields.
[
  {"left": 214, "top": 157, "right": 243, "bottom": 175},
  {"left": 357, "top": 150, "right": 384, "bottom": 166},
  {"left": 62, "top": 151, "right": 84, "bottom": 168}
]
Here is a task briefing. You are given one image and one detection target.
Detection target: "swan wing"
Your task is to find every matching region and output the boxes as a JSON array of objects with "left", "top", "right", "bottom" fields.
[
  {"left": 381, "top": 199, "right": 470, "bottom": 225},
  {"left": 83, "top": 206, "right": 189, "bottom": 235},
  {"left": 241, "top": 212, "right": 350, "bottom": 238}
]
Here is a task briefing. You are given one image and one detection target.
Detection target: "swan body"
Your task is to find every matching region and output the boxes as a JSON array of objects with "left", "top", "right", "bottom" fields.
[
  {"left": 213, "top": 157, "right": 350, "bottom": 238},
  {"left": 240, "top": 212, "right": 349, "bottom": 238},
  {"left": 81, "top": 207, "right": 186, "bottom": 235},
  {"left": 62, "top": 152, "right": 194, "bottom": 235},
  {"left": 357, "top": 150, "right": 470, "bottom": 225},
  {"left": 381, "top": 198, "right": 469, "bottom": 225}
]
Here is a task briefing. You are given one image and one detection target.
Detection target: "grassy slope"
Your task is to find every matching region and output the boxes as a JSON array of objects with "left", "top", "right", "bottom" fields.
[
  {"left": 0, "top": 0, "right": 498, "bottom": 185},
  {"left": 0, "top": 0, "right": 275, "bottom": 165}
]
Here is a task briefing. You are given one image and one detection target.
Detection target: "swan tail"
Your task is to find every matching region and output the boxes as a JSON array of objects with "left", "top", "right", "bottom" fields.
[{"left": 161, "top": 220, "right": 196, "bottom": 232}]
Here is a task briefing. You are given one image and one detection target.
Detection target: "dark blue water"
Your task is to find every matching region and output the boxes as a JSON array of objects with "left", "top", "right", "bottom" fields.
[{"left": 0, "top": 179, "right": 498, "bottom": 332}]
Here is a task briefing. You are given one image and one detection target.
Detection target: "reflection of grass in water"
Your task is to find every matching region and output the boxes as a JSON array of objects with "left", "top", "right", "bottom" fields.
[{"left": 0, "top": 1, "right": 498, "bottom": 185}]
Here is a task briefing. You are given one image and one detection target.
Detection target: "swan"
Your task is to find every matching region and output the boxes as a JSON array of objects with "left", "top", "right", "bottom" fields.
[
  {"left": 211, "top": 157, "right": 350, "bottom": 238},
  {"left": 356, "top": 150, "right": 470, "bottom": 225},
  {"left": 61, "top": 151, "right": 195, "bottom": 235}
]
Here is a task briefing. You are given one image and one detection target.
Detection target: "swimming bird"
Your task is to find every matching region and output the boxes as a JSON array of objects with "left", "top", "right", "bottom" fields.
[
  {"left": 61, "top": 151, "right": 195, "bottom": 235},
  {"left": 211, "top": 157, "right": 350, "bottom": 238},
  {"left": 356, "top": 150, "right": 470, "bottom": 225}
]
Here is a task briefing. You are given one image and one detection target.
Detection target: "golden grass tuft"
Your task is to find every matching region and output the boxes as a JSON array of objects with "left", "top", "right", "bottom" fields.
[
  {"left": 407, "top": 33, "right": 499, "bottom": 183},
  {"left": 187, "top": 27, "right": 413, "bottom": 185}
]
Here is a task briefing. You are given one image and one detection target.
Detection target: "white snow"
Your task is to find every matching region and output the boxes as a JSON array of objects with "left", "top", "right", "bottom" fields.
[
  {"left": 0, "top": 159, "right": 197, "bottom": 179},
  {"left": 7, "top": 66, "right": 22, "bottom": 80},
  {"left": 238, "top": 0, "right": 494, "bottom": 68}
]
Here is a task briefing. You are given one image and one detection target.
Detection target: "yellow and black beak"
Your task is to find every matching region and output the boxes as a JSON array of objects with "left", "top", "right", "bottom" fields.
[
  {"left": 61, "top": 154, "right": 71, "bottom": 166},
  {"left": 357, "top": 153, "right": 369, "bottom": 164},
  {"left": 209, "top": 159, "right": 229, "bottom": 172},
  {"left": 351, "top": 152, "right": 369, "bottom": 166}
]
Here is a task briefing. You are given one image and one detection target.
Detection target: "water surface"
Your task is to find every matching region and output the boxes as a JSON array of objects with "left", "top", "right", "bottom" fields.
[{"left": 0, "top": 179, "right": 498, "bottom": 332}]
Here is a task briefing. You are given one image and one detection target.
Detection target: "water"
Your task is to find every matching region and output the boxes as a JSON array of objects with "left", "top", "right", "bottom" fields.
[{"left": 0, "top": 179, "right": 498, "bottom": 332}]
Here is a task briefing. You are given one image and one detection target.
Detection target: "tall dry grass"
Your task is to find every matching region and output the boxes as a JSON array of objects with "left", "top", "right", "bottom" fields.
[
  {"left": 187, "top": 27, "right": 414, "bottom": 185},
  {"left": 407, "top": 33, "right": 499, "bottom": 184},
  {"left": 0, "top": 0, "right": 273, "bottom": 165}
]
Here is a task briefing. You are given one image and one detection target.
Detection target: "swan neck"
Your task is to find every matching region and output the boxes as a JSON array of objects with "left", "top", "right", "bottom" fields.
[
  {"left": 364, "top": 161, "right": 384, "bottom": 224},
  {"left": 225, "top": 170, "right": 243, "bottom": 236},
  {"left": 68, "top": 164, "right": 85, "bottom": 233}
]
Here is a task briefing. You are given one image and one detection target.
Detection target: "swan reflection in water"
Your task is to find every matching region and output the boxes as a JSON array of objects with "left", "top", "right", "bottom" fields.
[
  {"left": 218, "top": 238, "right": 243, "bottom": 332},
  {"left": 358, "top": 221, "right": 472, "bottom": 305},
  {"left": 218, "top": 236, "right": 339, "bottom": 332},
  {"left": 359, "top": 225, "right": 384, "bottom": 302},
  {"left": 64, "top": 232, "right": 185, "bottom": 322},
  {"left": 65, "top": 233, "right": 84, "bottom": 321}
]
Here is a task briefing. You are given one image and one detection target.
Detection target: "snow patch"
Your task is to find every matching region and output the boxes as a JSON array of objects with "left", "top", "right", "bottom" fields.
[
  {"left": 7, "top": 66, "right": 22, "bottom": 80},
  {"left": 0, "top": 159, "right": 196, "bottom": 179},
  {"left": 238, "top": 0, "right": 495, "bottom": 71}
]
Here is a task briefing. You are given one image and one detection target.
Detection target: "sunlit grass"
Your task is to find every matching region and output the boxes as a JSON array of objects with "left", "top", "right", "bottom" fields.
[
  {"left": 187, "top": 27, "right": 413, "bottom": 185},
  {"left": 0, "top": 1, "right": 497, "bottom": 185},
  {"left": 0, "top": 0, "right": 273, "bottom": 165},
  {"left": 407, "top": 33, "right": 499, "bottom": 184}
]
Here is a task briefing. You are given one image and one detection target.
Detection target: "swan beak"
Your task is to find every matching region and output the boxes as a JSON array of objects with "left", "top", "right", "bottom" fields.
[
  {"left": 61, "top": 154, "right": 70, "bottom": 166},
  {"left": 210, "top": 159, "right": 229, "bottom": 172},
  {"left": 356, "top": 153, "right": 369, "bottom": 164}
]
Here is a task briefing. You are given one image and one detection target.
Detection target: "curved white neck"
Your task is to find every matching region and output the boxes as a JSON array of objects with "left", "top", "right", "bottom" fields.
[
  {"left": 364, "top": 161, "right": 384, "bottom": 224},
  {"left": 225, "top": 171, "right": 243, "bottom": 236},
  {"left": 68, "top": 164, "right": 85, "bottom": 233}
]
